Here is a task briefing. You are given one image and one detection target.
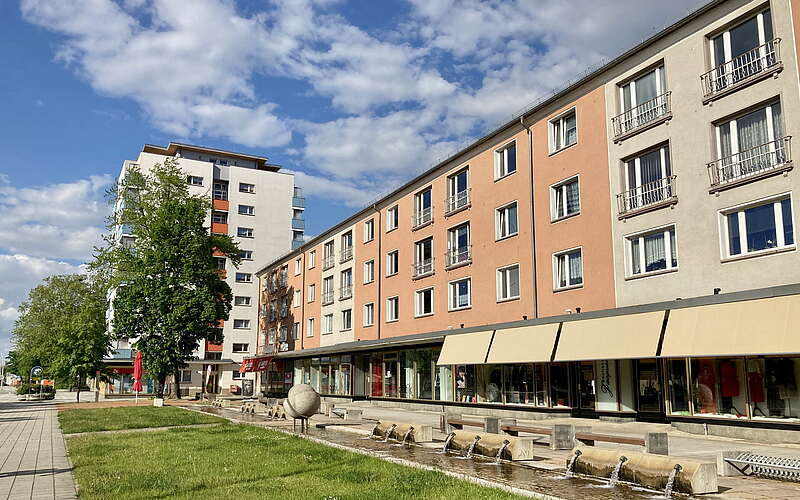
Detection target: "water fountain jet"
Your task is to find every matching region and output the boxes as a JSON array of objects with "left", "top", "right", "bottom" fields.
[
  {"left": 663, "top": 463, "right": 682, "bottom": 498},
  {"left": 494, "top": 440, "right": 511, "bottom": 464},
  {"left": 565, "top": 449, "right": 582, "bottom": 477},
  {"left": 383, "top": 423, "right": 397, "bottom": 443},
  {"left": 465, "top": 435, "right": 481, "bottom": 459},
  {"left": 400, "top": 426, "right": 414, "bottom": 446},
  {"left": 441, "top": 432, "right": 455, "bottom": 453},
  {"left": 608, "top": 455, "right": 627, "bottom": 486}
]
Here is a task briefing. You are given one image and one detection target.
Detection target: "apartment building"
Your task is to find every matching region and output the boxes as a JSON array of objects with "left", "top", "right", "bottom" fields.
[
  {"left": 106, "top": 143, "right": 303, "bottom": 397},
  {"left": 247, "top": 0, "right": 800, "bottom": 439}
]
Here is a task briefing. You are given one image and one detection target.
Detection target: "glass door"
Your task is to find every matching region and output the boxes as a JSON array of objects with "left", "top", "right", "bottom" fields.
[{"left": 636, "top": 359, "right": 665, "bottom": 418}]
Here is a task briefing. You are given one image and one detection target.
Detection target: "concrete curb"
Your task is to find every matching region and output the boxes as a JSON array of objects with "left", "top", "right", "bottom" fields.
[{"left": 63, "top": 422, "right": 223, "bottom": 438}]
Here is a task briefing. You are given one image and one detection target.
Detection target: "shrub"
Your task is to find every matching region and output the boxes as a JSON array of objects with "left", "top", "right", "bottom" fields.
[{"left": 16, "top": 383, "right": 56, "bottom": 395}]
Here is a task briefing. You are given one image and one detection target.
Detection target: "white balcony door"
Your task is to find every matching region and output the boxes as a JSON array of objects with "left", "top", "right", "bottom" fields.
[
  {"left": 710, "top": 10, "right": 773, "bottom": 86},
  {"left": 620, "top": 66, "right": 665, "bottom": 112},
  {"left": 625, "top": 145, "right": 671, "bottom": 208},
  {"left": 448, "top": 224, "right": 469, "bottom": 263},
  {"left": 715, "top": 103, "right": 782, "bottom": 179}
]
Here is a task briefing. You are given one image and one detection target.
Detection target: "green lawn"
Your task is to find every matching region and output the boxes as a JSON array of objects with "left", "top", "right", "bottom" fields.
[
  {"left": 58, "top": 405, "right": 226, "bottom": 434},
  {"left": 66, "top": 420, "right": 522, "bottom": 499}
]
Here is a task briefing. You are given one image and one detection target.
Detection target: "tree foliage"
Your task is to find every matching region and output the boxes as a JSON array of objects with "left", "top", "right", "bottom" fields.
[{"left": 94, "top": 158, "right": 240, "bottom": 397}]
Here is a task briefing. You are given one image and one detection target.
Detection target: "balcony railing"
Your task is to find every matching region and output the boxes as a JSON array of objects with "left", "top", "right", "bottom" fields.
[
  {"left": 617, "top": 175, "right": 677, "bottom": 216},
  {"left": 277, "top": 274, "right": 288, "bottom": 288},
  {"left": 322, "top": 254, "right": 335, "bottom": 270},
  {"left": 412, "top": 207, "right": 433, "bottom": 229},
  {"left": 321, "top": 290, "right": 334, "bottom": 305},
  {"left": 338, "top": 246, "right": 353, "bottom": 263},
  {"left": 292, "top": 196, "right": 306, "bottom": 208},
  {"left": 445, "top": 189, "right": 471, "bottom": 214},
  {"left": 612, "top": 92, "right": 671, "bottom": 139},
  {"left": 339, "top": 285, "right": 353, "bottom": 300},
  {"left": 701, "top": 39, "right": 781, "bottom": 100},
  {"left": 445, "top": 245, "right": 472, "bottom": 268},
  {"left": 291, "top": 218, "right": 305, "bottom": 230},
  {"left": 108, "top": 349, "right": 134, "bottom": 360},
  {"left": 412, "top": 258, "right": 434, "bottom": 278},
  {"left": 291, "top": 238, "right": 304, "bottom": 250},
  {"left": 707, "top": 136, "right": 792, "bottom": 189}
]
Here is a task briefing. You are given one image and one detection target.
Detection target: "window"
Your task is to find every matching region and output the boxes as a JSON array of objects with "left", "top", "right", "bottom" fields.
[
  {"left": 415, "top": 287, "right": 434, "bottom": 317},
  {"left": 723, "top": 196, "right": 794, "bottom": 258},
  {"left": 446, "top": 168, "right": 470, "bottom": 213},
  {"left": 363, "top": 303, "right": 374, "bottom": 326},
  {"left": 235, "top": 272, "right": 252, "bottom": 283},
  {"left": 340, "top": 268, "right": 353, "bottom": 299},
  {"left": 323, "top": 241, "right": 335, "bottom": 269},
  {"left": 279, "top": 296, "right": 288, "bottom": 317},
  {"left": 413, "top": 238, "right": 433, "bottom": 277},
  {"left": 622, "top": 144, "right": 674, "bottom": 212},
  {"left": 187, "top": 175, "right": 203, "bottom": 186},
  {"left": 449, "top": 278, "right": 471, "bottom": 310},
  {"left": 340, "top": 231, "right": 353, "bottom": 262},
  {"left": 307, "top": 318, "right": 315, "bottom": 337},
  {"left": 308, "top": 283, "right": 316, "bottom": 302},
  {"left": 549, "top": 109, "right": 577, "bottom": 153},
  {"left": 279, "top": 326, "right": 287, "bottom": 342},
  {"left": 496, "top": 202, "right": 519, "bottom": 239},
  {"left": 387, "top": 206, "right": 399, "bottom": 231},
  {"left": 214, "top": 257, "right": 226, "bottom": 270},
  {"left": 292, "top": 322, "right": 300, "bottom": 340},
  {"left": 447, "top": 223, "right": 471, "bottom": 266},
  {"left": 268, "top": 328, "right": 276, "bottom": 345},
  {"left": 712, "top": 101, "right": 785, "bottom": 185},
  {"left": 554, "top": 249, "right": 583, "bottom": 289},
  {"left": 293, "top": 289, "right": 301, "bottom": 307},
  {"left": 323, "top": 314, "right": 333, "bottom": 334},
  {"left": 211, "top": 211, "right": 228, "bottom": 224},
  {"left": 322, "top": 276, "right": 334, "bottom": 304},
  {"left": 294, "top": 258, "right": 302, "bottom": 275},
  {"left": 179, "top": 370, "right": 192, "bottom": 383},
  {"left": 341, "top": 309, "right": 352, "bottom": 331},
  {"left": 497, "top": 265, "right": 521, "bottom": 301},
  {"left": 238, "top": 205, "right": 255, "bottom": 216},
  {"left": 233, "top": 319, "right": 250, "bottom": 329},
  {"left": 616, "top": 65, "right": 668, "bottom": 136},
  {"left": 495, "top": 142, "right": 517, "bottom": 178},
  {"left": 627, "top": 226, "right": 678, "bottom": 276},
  {"left": 239, "top": 250, "right": 253, "bottom": 260},
  {"left": 237, "top": 227, "right": 253, "bottom": 238},
  {"left": 234, "top": 296, "right": 251, "bottom": 306},
  {"left": 239, "top": 182, "right": 255, "bottom": 193},
  {"left": 551, "top": 177, "right": 580, "bottom": 220},
  {"left": 386, "top": 250, "right": 399, "bottom": 276},
  {"left": 212, "top": 181, "right": 228, "bottom": 200},
  {"left": 232, "top": 370, "right": 245, "bottom": 380},
  {"left": 232, "top": 343, "right": 249, "bottom": 353},
  {"left": 308, "top": 250, "right": 316, "bottom": 269},
  {"left": 413, "top": 188, "right": 433, "bottom": 228},
  {"left": 363, "top": 260, "right": 375, "bottom": 284},
  {"left": 386, "top": 296, "right": 399, "bottom": 322},
  {"left": 707, "top": 9, "right": 776, "bottom": 93},
  {"left": 364, "top": 219, "right": 375, "bottom": 242}
]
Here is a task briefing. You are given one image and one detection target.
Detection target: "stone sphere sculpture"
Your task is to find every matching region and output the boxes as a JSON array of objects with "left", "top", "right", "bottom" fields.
[{"left": 283, "top": 384, "right": 320, "bottom": 419}]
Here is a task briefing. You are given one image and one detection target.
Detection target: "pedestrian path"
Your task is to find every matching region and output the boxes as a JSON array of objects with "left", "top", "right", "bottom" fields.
[{"left": 0, "top": 400, "right": 76, "bottom": 499}]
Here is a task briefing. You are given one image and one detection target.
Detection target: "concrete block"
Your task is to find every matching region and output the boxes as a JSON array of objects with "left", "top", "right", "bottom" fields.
[
  {"left": 551, "top": 424, "right": 575, "bottom": 450},
  {"left": 575, "top": 425, "right": 593, "bottom": 446},
  {"left": 153, "top": 398, "right": 164, "bottom": 407},
  {"left": 499, "top": 418, "right": 517, "bottom": 435},
  {"left": 717, "top": 450, "right": 750, "bottom": 477},
  {"left": 319, "top": 402, "right": 335, "bottom": 415},
  {"left": 485, "top": 417, "right": 500, "bottom": 434},
  {"left": 344, "top": 409, "right": 362, "bottom": 420},
  {"left": 646, "top": 432, "right": 669, "bottom": 455},
  {"left": 445, "top": 413, "right": 462, "bottom": 434}
]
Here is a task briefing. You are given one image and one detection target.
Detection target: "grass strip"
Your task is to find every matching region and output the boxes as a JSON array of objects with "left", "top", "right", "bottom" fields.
[{"left": 58, "top": 405, "right": 226, "bottom": 434}]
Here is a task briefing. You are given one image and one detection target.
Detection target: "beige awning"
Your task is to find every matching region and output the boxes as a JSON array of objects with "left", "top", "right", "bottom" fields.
[
  {"left": 554, "top": 311, "right": 665, "bottom": 361},
  {"left": 661, "top": 295, "right": 800, "bottom": 358},
  {"left": 486, "top": 324, "right": 559, "bottom": 364},
  {"left": 436, "top": 330, "right": 494, "bottom": 365}
]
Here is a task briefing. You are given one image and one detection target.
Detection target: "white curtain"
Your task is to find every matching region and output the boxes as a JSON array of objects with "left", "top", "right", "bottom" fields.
[
  {"left": 554, "top": 188, "right": 565, "bottom": 218},
  {"left": 644, "top": 233, "right": 666, "bottom": 271},
  {"left": 558, "top": 256, "right": 566, "bottom": 288},
  {"left": 631, "top": 238, "right": 641, "bottom": 274},
  {"left": 670, "top": 229, "right": 678, "bottom": 268},
  {"left": 566, "top": 181, "right": 580, "bottom": 214},
  {"left": 568, "top": 252, "right": 582, "bottom": 284},
  {"left": 737, "top": 108, "right": 769, "bottom": 151}
]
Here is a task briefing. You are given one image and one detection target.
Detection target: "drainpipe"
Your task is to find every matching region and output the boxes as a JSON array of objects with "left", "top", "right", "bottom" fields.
[
  {"left": 521, "top": 115, "right": 539, "bottom": 319},
  {"left": 374, "top": 204, "right": 382, "bottom": 340}
]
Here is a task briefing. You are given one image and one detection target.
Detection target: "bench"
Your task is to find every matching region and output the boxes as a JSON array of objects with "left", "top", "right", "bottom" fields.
[
  {"left": 723, "top": 452, "right": 800, "bottom": 481},
  {"left": 446, "top": 418, "right": 487, "bottom": 434},
  {"left": 575, "top": 432, "right": 645, "bottom": 447},
  {"left": 500, "top": 423, "right": 665, "bottom": 453}
]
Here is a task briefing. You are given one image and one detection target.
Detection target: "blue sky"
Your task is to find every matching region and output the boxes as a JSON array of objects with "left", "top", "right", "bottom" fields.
[{"left": 0, "top": 0, "right": 708, "bottom": 354}]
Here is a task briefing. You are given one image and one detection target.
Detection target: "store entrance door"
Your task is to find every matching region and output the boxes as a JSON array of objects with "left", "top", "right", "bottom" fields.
[
  {"left": 574, "top": 361, "right": 597, "bottom": 418},
  {"left": 635, "top": 359, "right": 665, "bottom": 421}
]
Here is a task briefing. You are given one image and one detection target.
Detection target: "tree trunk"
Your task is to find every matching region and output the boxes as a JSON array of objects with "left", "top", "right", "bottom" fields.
[
  {"left": 157, "top": 376, "right": 166, "bottom": 398},
  {"left": 76, "top": 374, "right": 81, "bottom": 403},
  {"left": 173, "top": 366, "right": 182, "bottom": 399}
]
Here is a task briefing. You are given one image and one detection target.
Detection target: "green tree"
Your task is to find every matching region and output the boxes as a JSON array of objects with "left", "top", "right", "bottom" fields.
[
  {"left": 11, "top": 274, "right": 110, "bottom": 401},
  {"left": 94, "top": 158, "right": 240, "bottom": 398}
]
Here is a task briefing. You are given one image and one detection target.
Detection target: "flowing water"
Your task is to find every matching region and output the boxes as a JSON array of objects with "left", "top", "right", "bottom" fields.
[
  {"left": 383, "top": 423, "right": 397, "bottom": 443},
  {"left": 464, "top": 435, "right": 481, "bottom": 459},
  {"left": 400, "top": 427, "right": 414, "bottom": 446},
  {"left": 441, "top": 432, "right": 455, "bottom": 453},
  {"left": 565, "top": 450, "right": 582, "bottom": 478},
  {"left": 608, "top": 455, "right": 627, "bottom": 486},
  {"left": 663, "top": 464, "right": 682, "bottom": 499},
  {"left": 494, "top": 440, "right": 511, "bottom": 464}
]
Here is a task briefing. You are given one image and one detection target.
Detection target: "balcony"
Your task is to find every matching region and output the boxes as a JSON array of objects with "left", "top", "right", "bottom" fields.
[
  {"left": 701, "top": 39, "right": 782, "bottom": 103},
  {"left": 616, "top": 175, "right": 678, "bottom": 218},
  {"left": 292, "top": 196, "right": 306, "bottom": 208},
  {"left": 339, "top": 246, "right": 353, "bottom": 263},
  {"left": 445, "top": 245, "right": 472, "bottom": 269},
  {"left": 612, "top": 92, "right": 671, "bottom": 141},
  {"left": 339, "top": 285, "right": 353, "bottom": 300},
  {"left": 322, "top": 254, "right": 335, "bottom": 270},
  {"left": 277, "top": 274, "right": 288, "bottom": 288},
  {"left": 412, "top": 207, "right": 433, "bottom": 230},
  {"left": 205, "top": 340, "right": 223, "bottom": 352},
  {"left": 291, "top": 237, "right": 304, "bottom": 250},
  {"left": 321, "top": 291, "right": 334, "bottom": 306},
  {"left": 412, "top": 258, "right": 434, "bottom": 279},
  {"left": 211, "top": 222, "right": 228, "bottom": 235},
  {"left": 707, "top": 137, "right": 792, "bottom": 192},
  {"left": 445, "top": 189, "right": 471, "bottom": 215},
  {"left": 212, "top": 198, "right": 229, "bottom": 211},
  {"left": 291, "top": 218, "right": 305, "bottom": 230},
  {"left": 108, "top": 349, "right": 134, "bottom": 360}
]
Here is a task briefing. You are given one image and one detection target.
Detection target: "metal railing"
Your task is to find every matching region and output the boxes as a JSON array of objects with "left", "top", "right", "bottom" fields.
[
  {"left": 339, "top": 285, "right": 353, "bottom": 300},
  {"left": 701, "top": 39, "right": 781, "bottom": 99},
  {"left": 707, "top": 136, "right": 792, "bottom": 188},
  {"left": 321, "top": 290, "right": 334, "bottom": 305},
  {"left": 446, "top": 246, "right": 472, "bottom": 267},
  {"left": 339, "top": 246, "right": 353, "bottom": 263},
  {"left": 108, "top": 349, "right": 134, "bottom": 360},
  {"left": 617, "top": 175, "right": 677, "bottom": 215},
  {"left": 291, "top": 218, "right": 305, "bottom": 230},
  {"left": 277, "top": 274, "right": 288, "bottom": 288},
  {"left": 412, "top": 206, "right": 433, "bottom": 228},
  {"left": 292, "top": 196, "right": 306, "bottom": 208},
  {"left": 612, "top": 92, "right": 671, "bottom": 138},
  {"left": 322, "top": 254, "right": 335, "bottom": 270},
  {"left": 445, "top": 189, "right": 471, "bottom": 214},
  {"left": 412, "top": 258, "right": 434, "bottom": 278}
]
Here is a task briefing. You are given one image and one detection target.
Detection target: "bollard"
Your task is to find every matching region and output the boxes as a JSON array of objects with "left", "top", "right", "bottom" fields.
[
  {"left": 445, "top": 413, "right": 462, "bottom": 434},
  {"left": 551, "top": 424, "right": 575, "bottom": 450},
  {"left": 717, "top": 450, "right": 750, "bottom": 476},
  {"left": 344, "top": 408, "right": 362, "bottom": 420},
  {"left": 645, "top": 432, "right": 669, "bottom": 455}
]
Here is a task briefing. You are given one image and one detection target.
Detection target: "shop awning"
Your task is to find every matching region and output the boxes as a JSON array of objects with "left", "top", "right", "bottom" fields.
[
  {"left": 661, "top": 295, "right": 800, "bottom": 357},
  {"left": 486, "top": 324, "right": 559, "bottom": 363},
  {"left": 554, "top": 311, "right": 665, "bottom": 361},
  {"left": 436, "top": 330, "right": 494, "bottom": 365}
]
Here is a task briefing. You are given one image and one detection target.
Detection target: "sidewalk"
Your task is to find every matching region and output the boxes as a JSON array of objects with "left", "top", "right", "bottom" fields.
[{"left": 0, "top": 398, "right": 77, "bottom": 500}]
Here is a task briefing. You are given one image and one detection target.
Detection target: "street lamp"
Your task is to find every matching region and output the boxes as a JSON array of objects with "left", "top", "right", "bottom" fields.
[{"left": 28, "top": 366, "right": 42, "bottom": 401}]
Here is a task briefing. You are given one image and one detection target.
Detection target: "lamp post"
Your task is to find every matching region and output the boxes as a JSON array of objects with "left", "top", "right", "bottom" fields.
[{"left": 28, "top": 366, "right": 42, "bottom": 401}]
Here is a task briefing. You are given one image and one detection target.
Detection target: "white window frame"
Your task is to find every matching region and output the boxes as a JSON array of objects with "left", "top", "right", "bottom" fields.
[
  {"left": 494, "top": 141, "right": 517, "bottom": 179},
  {"left": 414, "top": 287, "right": 434, "bottom": 318},
  {"left": 719, "top": 193, "right": 795, "bottom": 259},
  {"left": 237, "top": 227, "right": 254, "bottom": 238},
  {"left": 279, "top": 326, "right": 287, "bottom": 342},
  {"left": 496, "top": 264, "right": 521, "bottom": 302},
  {"left": 341, "top": 309, "right": 352, "bottom": 331},
  {"left": 549, "top": 108, "right": 578, "bottom": 154},
  {"left": 292, "top": 322, "right": 300, "bottom": 340},
  {"left": 386, "top": 296, "right": 399, "bottom": 322},
  {"left": 307, "top": 283, "right": 316, "bottom": 302},
  {"left": 448, "top": 277, "right": 472, "bottom": 311},
  {"left": 550, "top": 176, "right": 581, "bottom": 221},
  {"left": 625, "top": 224, "right": 678, "bottom": 278},
  {"left": 308, "top": 250, "right": 316, "bottom": 269},
  {"left": 624, "top": 144, "right": 671, "bottom": 202},
  {"left": 238, "top": 204, "right": 255, "bottom": 216},
  {"left": 323, "top": 314, "right": 334, "bottom": 335},
  {"left": 239, "top": 250, "right": 253, "bottom": 260},
  {"left": 233, "top": 319, "right": 251, "bottom": 330},
  {"left": 307, "top": 318, "right": 315, "bottom": 337},
  {"left": 387, "top": 205, "right": 399, "bottom": 231},
  {"left": 234, "top": 296, "right": 251, "bottom": 307},
  {"left": 363, "top": 260, "right": 375, "bottom": 284},
  {"left": 386, "top": 250, "right": 399, "bottom": 276},
  {"left": 618, "top": 65, "right": 666, "bottom": 113},
  {"left": 187, "top": 175, "right": 203, "bottom": 186},
  {"left": 714, "top": 101, "right": 781, "bottom": 160},
  {"left": 709, "top": 10, "right": 773, "bottom": 68},
  {"left": 364, "top": 219, "right": 375, "bottom": 242},
  {"left": 235, "top": 273, "right": 252, "bottom": 283},
  {"left": 293, "top": 289, "right": 301, "bottom": 307},
  {"left": 232, "top": 343, "right": 249, "bottom": 353},
  {"left": 239, "top": 182, "right": 255, "bottom": 193},
  {"left": 553, "top": 247, "right": 584, "bottom": 291},
  {"left": 294, "top": 258, "right": 302, "bottom": 275},
  {"left": 495, "top": 201, "right": 519, "bottom": 240},
  {"left": 363, "top": 303, "right": 375, "bottom": 327}
]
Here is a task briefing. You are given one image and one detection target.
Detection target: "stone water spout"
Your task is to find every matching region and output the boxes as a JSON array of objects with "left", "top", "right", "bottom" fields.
[
  {"left": 565, "top": 449, "right": 582, "bottom": 477},
  {"left": 608, "top": 455, "right": 628, "bottom": 486},
  {"left": 400, "top": 426, "right": 415, "bottom": 446},
  {"left": 369, "top": 422, "right": 381, "bottom": 438},
  {"left": 383, "top": 423, "right": 397, "bottom": 442},
  {"left": 494, "top": 440, "right": 511, "bottom": 464},
  {"left": 441, "top": 432, "right": 455, "bottom": 453},
  {"left": 465, "top": 435, "right": 481, "bottom": 459},
  {"left": 664, "top": 463, "right": 682, "bottom": 499}
]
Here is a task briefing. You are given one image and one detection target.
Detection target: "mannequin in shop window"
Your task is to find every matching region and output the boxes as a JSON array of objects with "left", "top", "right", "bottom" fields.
[
  {"left": 697, "top": 360, "right": 716, "bottom": 414},
  {"left": 766, "top": 358, "right": 797, "bottom": 417},
  {"left": 747, "top": 360, "right": 766, "bottom": 417},
  {"left": 719, "top": 361, "right": 743, "bottom": 416}
]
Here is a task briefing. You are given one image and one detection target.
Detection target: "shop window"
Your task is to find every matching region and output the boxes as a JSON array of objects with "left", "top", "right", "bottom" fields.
[
  {"left": 637, "top": 359, "right": 662, "bottom": 413},
  {"left": 749, "top": 357, "right": 800, "bottom": 420},
  {"left": 320, "top": 360, "right": 331, "bottom": 394},
  {"left": 533, "top": 364, "right": 549, "bottom": 407},
  {"left": 370, "top": 353, "right": 383, "bottom": 397},
  {"left": 668, "top": 359, "right": 691, "bottom": 415},
  {"left": 416, "top": 350, "right": 433, "bottom": 400},
  {"left": 578, "top": 361, "right": 596, "bottom": 410},
  {"left": 550, "top": 363, "right": 571, "bottom": 408},
  {"left": 383, "top": 353, "right": 398, "bottom": 397},
  {"left": 595, "top": 360, "right": 619, "bottom": 411},
  {"left": 400, "top": 351, "right": 415, "bottom": 398},
  {"left": 310, "top": 358, "right": 321, "bottom": 392},
  {"left": 434, "top": 350, "right": 453, "bottom": 401},
  {"left": 455, "top": 365, "right": 477, "bottom": 403},
  {"left": 477, "top": 365, "right": 504, "bottom": 403},
  {"left": 502, "top": 364, "right": 535, "bottom": 405},
  {"left": 691, "top": 358, "right": 748, "bottom": 418}
]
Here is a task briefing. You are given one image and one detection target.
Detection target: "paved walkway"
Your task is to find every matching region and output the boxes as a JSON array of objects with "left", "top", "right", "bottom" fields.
[{"left": 0, "top": 399, "right": 76, "bottom": 499}]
